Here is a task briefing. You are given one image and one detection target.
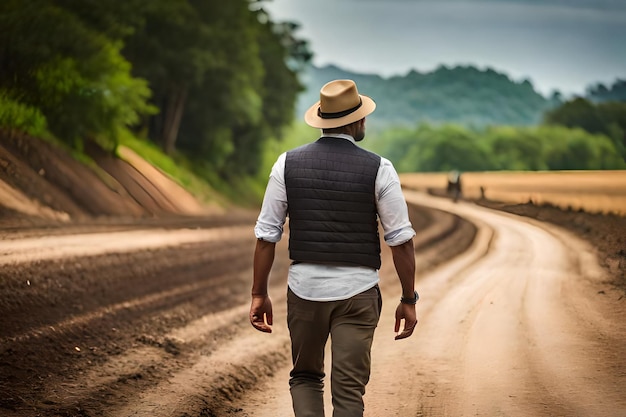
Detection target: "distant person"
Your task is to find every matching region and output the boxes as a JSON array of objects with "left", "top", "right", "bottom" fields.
[
  {"left": 250, "top": 79, "right": 419, "bottom": 417},
  {"left": 447, "top": 170, "right": 463, "bottom": 202}
]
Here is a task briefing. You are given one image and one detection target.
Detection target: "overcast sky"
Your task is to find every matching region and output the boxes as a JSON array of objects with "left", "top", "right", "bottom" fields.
[{"left": 263, "top": 0, "right": 626, "bottom": 96}]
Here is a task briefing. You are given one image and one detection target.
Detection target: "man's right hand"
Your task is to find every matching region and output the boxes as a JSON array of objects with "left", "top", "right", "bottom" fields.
[{"left": 250, "top": 295, "right": 273, "bottom": 333}]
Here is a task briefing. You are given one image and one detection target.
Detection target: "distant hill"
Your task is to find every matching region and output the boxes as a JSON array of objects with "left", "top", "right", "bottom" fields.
[
  {"left": 587, "top": 79, "right": 626, "bottom": 103},
  {"left": 296, "top": 64, "right": 560, "bottom": 127}
]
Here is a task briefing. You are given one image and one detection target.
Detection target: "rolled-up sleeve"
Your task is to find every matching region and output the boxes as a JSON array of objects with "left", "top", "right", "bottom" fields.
[
  {"left": 376, "top": 157, "right": 416, "bottom": 246},
  {"left": 254, "top": 153, "right": 288, "bottom": 242}
]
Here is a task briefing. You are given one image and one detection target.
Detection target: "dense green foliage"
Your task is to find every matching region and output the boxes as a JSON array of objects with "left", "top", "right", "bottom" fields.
[
  {"left": 0, "top": 0, "right": 309, "bottom": 178},
  {"left": 0, "top": 0, "right": 155, "bottom": 149},
  {"left": 297, "top": 64, "right": 560, "bottom": 128},
  {"left": 0, "top": 92, "right": 49, "bottom": 138},
  {"left": 543, "top": 95, "right": 626, "bottom": 161},
  {"left": 366, "top": 123, "right": 626, "bottom": 173}
]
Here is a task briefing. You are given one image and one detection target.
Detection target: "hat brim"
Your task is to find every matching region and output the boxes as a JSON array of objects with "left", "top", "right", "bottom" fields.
[{"left": 304, "top": 95, "right": 376, "bottom": 129}]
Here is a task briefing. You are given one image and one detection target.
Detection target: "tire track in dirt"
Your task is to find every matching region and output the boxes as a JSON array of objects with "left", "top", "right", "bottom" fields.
[
  {"left": 30, "top": 237, "right": 294, "bottom": 417},
  {"left": 0, "top": 237, "right": 253, "bottom": 340},
  {"left": 0, "top": 226, "right": 251, "bottom": 265},
  {"left": 0, "top": 224, "right": 262, "bottom": 415}
]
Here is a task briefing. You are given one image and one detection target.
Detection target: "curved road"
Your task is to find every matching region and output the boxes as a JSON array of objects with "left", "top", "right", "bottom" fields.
[{"left": 240, "top": 192, "right": 626, "bottom": 416}]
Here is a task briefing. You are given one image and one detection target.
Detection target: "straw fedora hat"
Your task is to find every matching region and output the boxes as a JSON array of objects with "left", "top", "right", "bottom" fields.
[{"left": 304, "top": 79, "right": 376, "bottom": 129}]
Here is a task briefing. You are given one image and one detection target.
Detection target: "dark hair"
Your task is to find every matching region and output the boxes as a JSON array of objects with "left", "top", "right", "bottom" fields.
[{"left": 321, "top": 119, "right": 362, "bottom": 134}]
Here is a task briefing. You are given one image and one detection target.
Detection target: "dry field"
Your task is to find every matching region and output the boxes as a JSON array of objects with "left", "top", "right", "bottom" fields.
[{"left": 400, "top": 170, "right": 626, "bottom": 216}]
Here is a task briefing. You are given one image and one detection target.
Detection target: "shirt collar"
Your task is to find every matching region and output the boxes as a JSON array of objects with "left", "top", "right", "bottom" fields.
[{"left": 320, "top": 133, "right": 355, "bottom": 144}]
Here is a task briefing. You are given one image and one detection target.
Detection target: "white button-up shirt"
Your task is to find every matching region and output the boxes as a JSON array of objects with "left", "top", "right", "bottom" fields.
[{"left": 255, "top": 134, "right": 416, "bottom": 301}]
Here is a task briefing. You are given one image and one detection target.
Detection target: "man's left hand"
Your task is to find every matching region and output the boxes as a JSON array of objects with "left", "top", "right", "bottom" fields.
[{"left": 394, "top": 303, "right": 417, "bottom": 340}]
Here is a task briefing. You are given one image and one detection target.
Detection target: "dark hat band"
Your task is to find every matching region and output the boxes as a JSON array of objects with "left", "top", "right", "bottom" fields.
[{"left": 317, "top": 98, "right": 362, "bottom": 119}]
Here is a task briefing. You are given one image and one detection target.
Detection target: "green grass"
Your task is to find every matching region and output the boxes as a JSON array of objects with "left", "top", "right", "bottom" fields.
[{"left": 116, "top": 131, "right": 225, "bottom": 207}]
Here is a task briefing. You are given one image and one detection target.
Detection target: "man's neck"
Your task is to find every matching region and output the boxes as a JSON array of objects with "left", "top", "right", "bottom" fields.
[{"left": 320, "top": 133, "right": 355, "bottom": 143}]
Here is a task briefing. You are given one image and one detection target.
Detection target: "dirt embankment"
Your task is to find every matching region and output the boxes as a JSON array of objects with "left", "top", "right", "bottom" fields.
[{"left": 0, "top": 131, "right": 218, "bottom": 229}]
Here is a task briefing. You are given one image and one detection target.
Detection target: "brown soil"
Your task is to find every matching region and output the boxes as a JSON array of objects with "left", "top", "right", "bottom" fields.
[
  {"left": 0, "top": 133, "right": 624, "bottom": 416},
  {"left": 423, "top": 187, "right": 626, "bottom": 292},
  {"left": 474, "top": 199, "right": 626, "bottom": 291}
]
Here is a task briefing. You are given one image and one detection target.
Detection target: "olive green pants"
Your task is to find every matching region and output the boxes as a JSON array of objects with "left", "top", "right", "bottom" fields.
[{"left": 287, "top": 286, "right": 382, "bottom": 417}]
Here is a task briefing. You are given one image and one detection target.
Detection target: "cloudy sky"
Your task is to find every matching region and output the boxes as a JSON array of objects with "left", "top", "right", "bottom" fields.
[{"left": 263, "top": 0, "right": 626, "bottom": 96}]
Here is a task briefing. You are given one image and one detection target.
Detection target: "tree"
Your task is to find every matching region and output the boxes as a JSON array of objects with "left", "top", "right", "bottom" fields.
[
  {"left": 544, "top": 98, "right": 605, "bottom": 134},
  {"left": 597, "top": 102, "right": 626, "bottom": 160},
  {"left": 541, "top": 126, "right": 624, "bottom": 170},
  {"left": 368, "top": 122, "right": 626, "bottom": 173},
  {"left": 544, "top": 98, "right": 626, "bottom": 161},
  {"left": 123, "top": 0, "right": 310, "bottom": 178},
  {"left": 122, "top": 0, "right": 214, "bottom": 154},
  {"left": 0, "top": 0, "right": 154, "bottom": 148},
  {"left": 485, "top": 126, "right": 547, "bottom": 170}
]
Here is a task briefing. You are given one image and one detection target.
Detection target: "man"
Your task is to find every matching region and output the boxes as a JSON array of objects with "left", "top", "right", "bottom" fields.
[{"left": 250, "top": 79, "right": 418, "bottom": 417}]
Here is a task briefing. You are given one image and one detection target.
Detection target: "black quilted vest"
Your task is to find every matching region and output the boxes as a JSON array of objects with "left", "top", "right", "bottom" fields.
[{"left": 285, "top": 137, "right": 381, "bottom": 269}]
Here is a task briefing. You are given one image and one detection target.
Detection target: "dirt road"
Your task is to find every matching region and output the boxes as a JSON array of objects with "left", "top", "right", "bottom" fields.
[
  {"left": 239, "top": 193, "right": 626, "bottom": 416},
  {"left": 388, "top": 193, "right": 625, "bottom": 416},
  {"left": 1, "top": 195, "right": 624, "bottom": 416}
]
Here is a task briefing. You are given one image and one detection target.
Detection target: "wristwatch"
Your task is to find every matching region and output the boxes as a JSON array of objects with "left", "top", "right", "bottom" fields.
[{"left": 400, "top": 291, "right": 419, "bottom": 305}]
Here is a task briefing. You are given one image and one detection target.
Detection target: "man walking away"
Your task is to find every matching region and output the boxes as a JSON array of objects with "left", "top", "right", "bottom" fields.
[{"left": 250, "top": 79, "right": 419, "bottom": 417}]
